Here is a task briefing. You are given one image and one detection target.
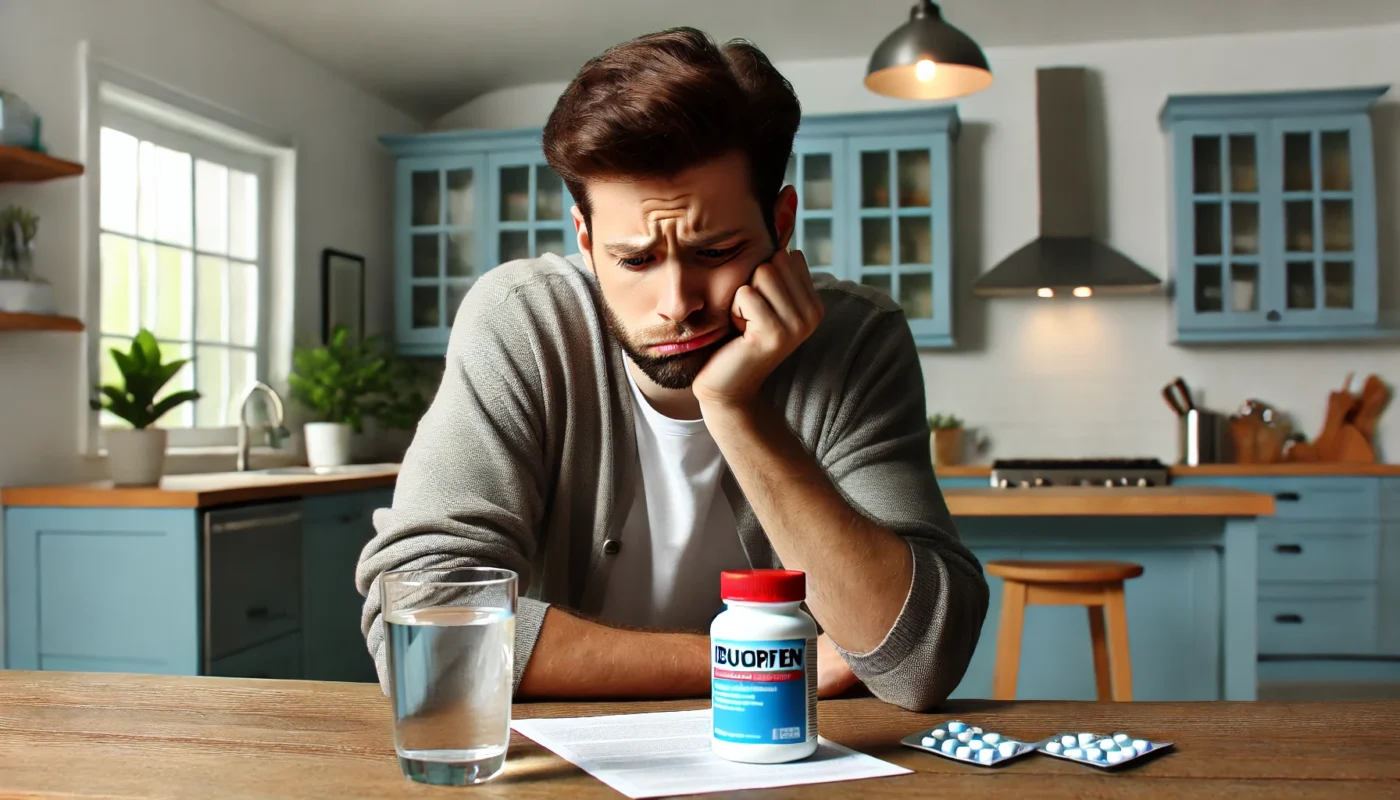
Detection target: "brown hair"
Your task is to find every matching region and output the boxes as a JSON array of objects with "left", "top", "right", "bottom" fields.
[{"left": 543, "top": 27, "right": 801, "bottom": 244}]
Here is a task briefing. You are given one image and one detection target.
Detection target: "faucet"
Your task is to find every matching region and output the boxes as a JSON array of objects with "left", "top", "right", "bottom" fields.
[{"left": 236, "top": 380, "right": 291, "bottom": 471}]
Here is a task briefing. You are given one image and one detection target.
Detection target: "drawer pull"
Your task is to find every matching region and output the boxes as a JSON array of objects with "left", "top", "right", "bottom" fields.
[
  {"left": 1274, "top": 613, "right": 1304, "bottom": 624},
  {"left": 1274, "top": 492, "right": 1301, "bottom": 502},
  {"left": 1274, "top": 544, "right": 1303, "bottom": 554},
  {"left": 246, "top": 606, "right": 270, "bottom": 619}
]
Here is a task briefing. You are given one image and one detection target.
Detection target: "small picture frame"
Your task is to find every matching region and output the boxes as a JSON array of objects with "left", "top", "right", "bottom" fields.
[{"left": 321, "top": 248, "right": 365, "bottom": 344}]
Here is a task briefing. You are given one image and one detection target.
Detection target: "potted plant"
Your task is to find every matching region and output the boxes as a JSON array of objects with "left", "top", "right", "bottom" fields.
[
  {"left": 89, "top": 330, "right": 201, "bottom": 485},
  {"left": 928, "top": 413, "right": 964, "bottom": 468},
  {"left": 289, "top": 326, "right": 412, "bottom": 468}
]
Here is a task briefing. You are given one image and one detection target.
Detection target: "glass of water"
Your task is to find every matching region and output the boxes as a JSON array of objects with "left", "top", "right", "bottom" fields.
[{"left": 381, "top": 566, "right": 517, "bottom": 786}]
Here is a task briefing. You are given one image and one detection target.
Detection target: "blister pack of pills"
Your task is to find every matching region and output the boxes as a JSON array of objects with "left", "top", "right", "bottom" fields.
[
  {"left": 1037, "top": 730, "right": 1174, "bottom": 768},
  {"left": 899, "top": 720, "right": 1038, "bottom": 767}
]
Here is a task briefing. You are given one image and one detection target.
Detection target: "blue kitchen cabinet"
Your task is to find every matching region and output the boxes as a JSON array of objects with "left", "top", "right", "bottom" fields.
[
  {"left": 384, "top": 106, "right": 961, "bottom": 354},
  {"left": 1159, "top": 86, "right": 1390, "bottom": 344},
  {"left": 301, "top": 488, "right": 392, "bottom": 682}
]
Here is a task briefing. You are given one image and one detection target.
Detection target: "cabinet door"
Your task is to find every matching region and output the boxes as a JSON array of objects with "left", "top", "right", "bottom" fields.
[
  {"left": 1173, "top": 120, "right": 1276, "bottom": 334},
  {"left": 3, "top": 507, "right": 200, "bottom": 674},
  {"left": 784, "top": 138, "right": 845, "bottom": 280},
  {"left": 846, "top": 134, "right": 953, "bottom": 347},
  {"left": 396, "top": 154, "right": 486, "bottom": 352},
  {"left": 1267, "top": 116, "right": 1378, "bottom": 329},
  {"left": 487, "top": 150, "right": 578, "bottom": 270},
  {"left": 1381, "top": 523, "right": 1400, "bottom": 656},
  {"left": 302, "top": 492, "right": 380, "bottom": 682}
]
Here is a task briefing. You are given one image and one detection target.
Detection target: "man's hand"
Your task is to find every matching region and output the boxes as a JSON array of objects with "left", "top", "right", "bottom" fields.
[
  {"left": 816, "top": 633, "right": 862, "bottom": 699},
  {"left": 692, "top": 248, "right": 823, "bottom": 408}
]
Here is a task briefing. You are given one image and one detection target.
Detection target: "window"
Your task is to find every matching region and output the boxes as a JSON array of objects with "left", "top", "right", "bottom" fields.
[{"left": 96, "top": 106, "right": 271, "bottom": 446}]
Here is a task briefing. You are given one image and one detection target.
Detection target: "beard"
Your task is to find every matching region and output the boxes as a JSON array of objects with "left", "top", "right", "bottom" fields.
[{"left": 598, "top": 295, "right": 733, "bottom": 390}]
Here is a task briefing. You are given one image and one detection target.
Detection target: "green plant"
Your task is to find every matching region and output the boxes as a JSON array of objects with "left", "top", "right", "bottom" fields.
[
  {"left": 288, "top": 326, "right": 431, "bottom": 433},
  {"left": 927, "top": 413, "right": 963, "bottom": 430},
  {"left": 89, "top": 330, "right": 201, "bottom": 429},
  {"left": 0, "top": 204, "right": 38, "bottom": 244}
]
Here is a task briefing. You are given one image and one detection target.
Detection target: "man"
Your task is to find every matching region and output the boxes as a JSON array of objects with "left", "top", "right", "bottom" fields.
[{"left": 356, "top": 27, "right": 988, "bottom": 711}]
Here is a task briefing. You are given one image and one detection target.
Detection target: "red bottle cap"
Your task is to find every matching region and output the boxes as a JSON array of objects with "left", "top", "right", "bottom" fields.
[{"left": 720, "top": 569, "right": 806, "bottom": 603}]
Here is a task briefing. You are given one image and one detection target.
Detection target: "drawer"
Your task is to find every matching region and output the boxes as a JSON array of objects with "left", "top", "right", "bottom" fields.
[
  {"left": 1258, "top": 583, "right": 1377, "bottom": 656},
  {"left": 1258, "top": 522, "right": 1379, "bottom": 583},
  {"left": 207, "top": 631, "right": 302, "bottom": 679},
  {"left": 204, "top": 502, "right": 304, "bottom": 663},
  {"left": 1216, "top": 477, "right": 1379, "bottom": 521}
]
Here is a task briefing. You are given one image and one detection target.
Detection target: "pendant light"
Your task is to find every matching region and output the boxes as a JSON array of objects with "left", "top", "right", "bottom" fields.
[{"left": 865, "top": 0, "right": 993, "bottom": 101}]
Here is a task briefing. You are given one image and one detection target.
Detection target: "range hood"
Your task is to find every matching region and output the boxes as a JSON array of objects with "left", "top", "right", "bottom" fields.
[{"left": 972, "top": 67, "right": 1161, "bottom": 297}]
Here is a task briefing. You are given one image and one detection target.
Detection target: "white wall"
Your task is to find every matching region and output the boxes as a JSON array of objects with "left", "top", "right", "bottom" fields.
[
  {"left": 434, "top": 23, "right": 1400, "bottom": 463},
  {"left": 0, "top": 0, "right": 417, "bottom": 663}
]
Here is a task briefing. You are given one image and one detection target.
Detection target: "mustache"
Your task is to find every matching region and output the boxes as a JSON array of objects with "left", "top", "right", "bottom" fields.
[{"left": 634, "top": 314, "right": 729, "bottom": 346}]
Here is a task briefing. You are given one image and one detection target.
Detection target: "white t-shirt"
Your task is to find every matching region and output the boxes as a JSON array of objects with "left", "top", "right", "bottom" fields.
[{"left": 595, "top": 368, "right": 751, "bottom": 631}]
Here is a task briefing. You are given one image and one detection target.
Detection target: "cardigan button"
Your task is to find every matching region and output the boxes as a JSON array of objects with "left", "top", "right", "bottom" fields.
[{"left": 603, "top": 539, "right": 622, "bottom": 555}]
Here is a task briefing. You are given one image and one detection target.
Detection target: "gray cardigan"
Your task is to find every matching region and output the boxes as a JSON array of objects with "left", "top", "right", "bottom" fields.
[{"left": 355, "top": 253, "right": 988, "bottom": 711}]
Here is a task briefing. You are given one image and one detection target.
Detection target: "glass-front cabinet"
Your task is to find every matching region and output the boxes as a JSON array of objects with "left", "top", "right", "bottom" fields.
[
  {"left": 1160, "top": 86, "right": 1388, "bottom": 344},
  {"left": 785, "top": 108, "right": 959, "bottom": 348},
  {"left": 385, "top": 107, "right": 958, "bottom": 355}
]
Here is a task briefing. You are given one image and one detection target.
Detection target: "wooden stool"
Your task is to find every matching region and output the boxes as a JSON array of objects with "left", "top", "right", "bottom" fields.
[{"left": 985, "top": 560, "right": 1143, "bottom": 702}]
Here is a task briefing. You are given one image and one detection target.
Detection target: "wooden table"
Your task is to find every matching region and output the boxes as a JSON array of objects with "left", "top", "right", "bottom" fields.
[{"left": 2, "top": 672, "right": 1396, "bottom": 798}]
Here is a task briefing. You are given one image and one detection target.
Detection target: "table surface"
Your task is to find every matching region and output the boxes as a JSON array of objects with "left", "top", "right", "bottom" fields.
[{"left": 2, "top": 671, "right": 1395, "bottom": 798}]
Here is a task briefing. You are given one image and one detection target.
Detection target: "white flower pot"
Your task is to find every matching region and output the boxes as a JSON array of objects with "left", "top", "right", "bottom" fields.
[
  {"left": 304, "top": 422, "right": 353, "bottom": 468},
  {"left": 106, "top": 428, "right": 168, "bottom": 486}
]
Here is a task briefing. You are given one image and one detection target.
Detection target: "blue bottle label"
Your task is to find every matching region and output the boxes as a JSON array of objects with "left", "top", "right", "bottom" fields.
[{"left": 711, "top": 637, "right": 816, "bottom": 745}]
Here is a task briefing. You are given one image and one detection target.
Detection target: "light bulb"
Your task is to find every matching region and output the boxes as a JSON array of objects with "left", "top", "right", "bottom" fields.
[
  {"left": 1037, "top": 287, "right": 1054, "bottom": 298},
  {"left": 1073, "top": 286, "right": 1093, "bottom": 298},
  {"left": 915, "top": 59, "right": 937, "bottom": 83}
]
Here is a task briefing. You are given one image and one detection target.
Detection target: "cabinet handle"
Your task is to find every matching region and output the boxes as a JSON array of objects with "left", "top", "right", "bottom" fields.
[
  {"left": 246, "top": 606, "right": 270, "bottom": 619},
  {"left": 1267, "top": 310, "right": 1281, "bottom": 322},
  {"left": 1275, "top": 492, "right": 1301, "bottom": 502},
  {"left": 1274, "top": 544, "right": 1303, "bottom": 554},
  {"left": 1274, "top": 613, "right": 1304, "bottom": 624}
]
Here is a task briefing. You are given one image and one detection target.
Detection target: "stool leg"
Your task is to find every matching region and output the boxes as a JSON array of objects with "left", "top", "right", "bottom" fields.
[
  {"left": 992, "top": 580, "right": 1027, "bottom": 700},
  {"left": 1104, "top": 584, "right": 1133, "bottom": 701},
  {"left": 1087, "top": 604, "right": 1112, "bottom": 701}
]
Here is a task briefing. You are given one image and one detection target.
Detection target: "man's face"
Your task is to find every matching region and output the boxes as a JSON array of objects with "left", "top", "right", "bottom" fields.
[{"left": 575, "top": 151, "right": 795, "bottom": 390}]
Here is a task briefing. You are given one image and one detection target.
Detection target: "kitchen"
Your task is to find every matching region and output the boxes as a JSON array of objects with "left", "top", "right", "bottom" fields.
[{"left": 1, "top": 0, "right": 1399, "bottom": 796}]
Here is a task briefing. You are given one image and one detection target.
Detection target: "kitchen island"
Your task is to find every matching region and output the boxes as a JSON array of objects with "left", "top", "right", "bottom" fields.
[{"left": 2, "top": 671, "right": 1395, "bottom": 798}]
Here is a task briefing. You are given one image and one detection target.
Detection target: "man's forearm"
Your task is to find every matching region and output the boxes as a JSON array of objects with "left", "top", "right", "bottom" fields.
[
  {"left": 702, "top": 398, "right": 913, "bottom": 654},
  {"left": 516, "top": 607, "right": 711, "bottom": 699}
]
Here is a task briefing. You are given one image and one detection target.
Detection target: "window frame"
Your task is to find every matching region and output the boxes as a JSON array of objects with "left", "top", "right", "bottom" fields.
[{"left": 87, "top": 91, "right": 275, "bottom": 451}]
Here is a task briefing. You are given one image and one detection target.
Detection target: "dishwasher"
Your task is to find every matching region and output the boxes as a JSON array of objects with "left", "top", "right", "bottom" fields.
[{"left": 201, "top": 499, "right": 304, "bottom": 676}]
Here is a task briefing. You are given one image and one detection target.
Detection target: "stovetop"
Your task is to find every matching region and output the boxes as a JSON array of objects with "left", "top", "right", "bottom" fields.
[{"left": 988, "top": 458, "right": 1170, "bottom": 488}]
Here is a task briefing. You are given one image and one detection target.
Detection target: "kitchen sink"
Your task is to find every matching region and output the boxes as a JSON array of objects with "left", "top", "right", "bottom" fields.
[{"left": 249, "top": 463, "right": 399, "bottom": 476}]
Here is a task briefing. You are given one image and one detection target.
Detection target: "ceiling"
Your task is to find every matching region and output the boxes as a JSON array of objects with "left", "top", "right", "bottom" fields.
[{"left": 210, "top": 0, "right": 1400, "bottom": 122}]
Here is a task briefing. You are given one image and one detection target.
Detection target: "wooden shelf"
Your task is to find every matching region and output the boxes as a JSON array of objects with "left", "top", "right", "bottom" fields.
[
  {"left": 0, "top": 311, "right": 84, "bottom": 332},
  {"left": 0, "top": 145, "right": 84, "bottom": 183}
]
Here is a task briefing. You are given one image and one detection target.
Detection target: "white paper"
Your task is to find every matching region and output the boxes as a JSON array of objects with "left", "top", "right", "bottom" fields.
[{"left": 510, "top": 708, "right": 911, "bottom": 799}]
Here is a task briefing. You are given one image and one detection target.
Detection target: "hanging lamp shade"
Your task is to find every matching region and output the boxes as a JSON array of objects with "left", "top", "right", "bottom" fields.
[{"left": 865, "top": 0, "right": 993, "bottom": 101}]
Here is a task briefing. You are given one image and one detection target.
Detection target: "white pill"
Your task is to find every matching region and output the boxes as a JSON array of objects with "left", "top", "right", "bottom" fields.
[
  {"left": 1097, "top": 739, "right": 1116, "bottom": 751},
  {"left": 1119, "top": 744, "right": 1137, "bottom": 758},
  {"left": 941, "top": 739, "right": 958, "bottom": 754},
  {"left": 1087, "top": 747, "right": 1104, "bottom": 761},
  {"left": 977, "top": 748, "right": 996, "bottom": 765},
  {"left": 968, "top": 739, "right": 986, "bottom": 751},
  {"left": 931, "top": 729, "right": 947, "bottom": 740},
  {"left": 1106, "top": 751, "right": 1125, "bottom": 765},
  {"left": 1113, "top": 733, "right": 1131, "bottom": 745},
  {"left": 948, "top": 721, "right": 966, "bottom": 733},
  {"left": 1064, "top": 747, "right": 1084, "bottom": 759},
  {"left": 1045, "top": 741, "right": 1062, "bottom": 754},
  {"left": 955, "top": 746, "right": 971, "bottom": 760},
  {"left": 921, "top": 736, "right": 936, "bottom": 747},
  {"left": 1133, "top": 740, "right": 1151, "bottom": 752},
  {"left": 1061, "top": 735, "right": 1077, "bottom": 747},
  {"left": 982, "top": 732, "right": 1001, "bottom": 745},
  {"left": 1078, "top": 732, "right": 1096, "bottom": 746},
  {"left": 957, "top": 731, "right": 973, "bottom": 743},
  {"left": 998, "top": 742, "right": 1018, "bottom": 758},
  {"left": 971, "top": 726, "right": 983, "bottom": 734}
]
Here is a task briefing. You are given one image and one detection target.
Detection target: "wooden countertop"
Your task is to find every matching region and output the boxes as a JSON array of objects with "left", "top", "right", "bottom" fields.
[
  {"left": 944, "top": 486, "right": 1273, "bottom": 516},
  {"left": 940, "top": 464, "right": 1400, "bottom": 478},
  {"left": 2, "top": 671, "right": 1395, "bottom": 798},
  {"left": 0, "top": 465, "right": 399, "bottom": 509}
]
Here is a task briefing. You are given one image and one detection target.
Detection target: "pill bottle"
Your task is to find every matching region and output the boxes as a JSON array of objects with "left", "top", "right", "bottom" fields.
[{"left": 710, "top": 569, "right": 818, "bottom": 764}]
